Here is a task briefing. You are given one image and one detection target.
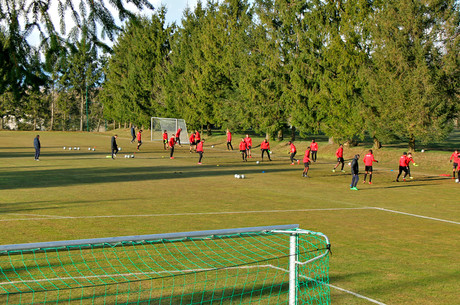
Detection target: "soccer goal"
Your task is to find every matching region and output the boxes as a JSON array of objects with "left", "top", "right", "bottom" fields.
[
  {"left": 151, "top": 117, "right": 189, "bottom": 144},
  {"left": 0, "top": 225, "right": 330, "bottom": 304}
]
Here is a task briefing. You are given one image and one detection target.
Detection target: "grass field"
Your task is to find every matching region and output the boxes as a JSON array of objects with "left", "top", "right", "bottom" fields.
[{"left": 0, "top": 130, "right": 459, "bottom": 304}]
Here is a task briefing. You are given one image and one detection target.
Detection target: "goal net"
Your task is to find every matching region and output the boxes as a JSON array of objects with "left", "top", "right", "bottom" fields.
[
  {"left": 151, "top": 117, "right": 189, "bottom": 144},
  {"left": 0, "top": 225, "right": 330, "bottom": 304}
]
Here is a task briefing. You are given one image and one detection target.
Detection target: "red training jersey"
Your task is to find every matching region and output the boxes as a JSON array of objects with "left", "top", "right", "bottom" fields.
[
  {"left": 290, "top": 143, "right": 296, "bottom": 153},
  {"left": 310, "top": 142, "right": 318, "bottom": 151},
  {"left": 169, "top": 136, "right": 176, "bottom": 147},
  {"left": 175, "top": 128, "right": 181, "bottom": 137},
  {"left": 244, "top": 137, "right": 252, "bottom": 147},
  {"left": 196, "top": 141, "right": 204, "bottom": 152},
  {"left": 189, "top": 134, "right": 195, "bottom": 143},
  {"left": 239, "top": 141, "right": 247, "bottom": 151},
  {"left": 363, "top": 153, "right": 376, "bottom": 166},
  {"left": 399, "top": 155, "right": 408, "bottom": 167},
  {"left": 336, "top": 147, "right": 343, "bottom": 158},
  {"left": 406, "top": 157, "right": 415, "bottom": 166},
  {"left": 450, "top": 152, "right": 459, "bottom": 163},
  {"left": 303, "top": 150, "right": 311, "bottom": 163},
  {"left": 261, "top": 141, "right": 270, "bottom": 150},
  {"left": 227, "top": 131, "right": 232, "bottom": 142},
  {"left": 137, "top": 132, "right": 142, "bottom": 141},
  {"left": 162, "top": 132, "right": 168, "bottom": 141},
  {"left": 195, "top": 131, "right": 201, "bottom": 141}
]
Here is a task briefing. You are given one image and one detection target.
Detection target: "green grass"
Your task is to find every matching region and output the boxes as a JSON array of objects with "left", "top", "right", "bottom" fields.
[{"left": 0, "top": 130, "right": 459, "bottom": 304}]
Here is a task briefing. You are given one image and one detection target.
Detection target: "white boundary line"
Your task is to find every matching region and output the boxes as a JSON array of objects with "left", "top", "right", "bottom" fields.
[
  {"left": 0, "top": 265, "right": 387, "bottom": 305},
  {"left": 0, "top": 207, "right": 373, "bottom": 222},
  {"left": 372, "top": 207, "right": 460, "bottom": 225}
]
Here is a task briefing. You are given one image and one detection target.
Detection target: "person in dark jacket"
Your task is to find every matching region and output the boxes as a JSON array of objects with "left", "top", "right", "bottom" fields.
[
  {"left": 130, "top": 126, "right": 136, "bottom": 143},
  {"left": 111, "top": 135, "right": 118, "bottom": 159},
  {"left": 350, "top": 154, "right": 360, "bottom": 190},
  {"left": 34, "top": 135, "right": 41, "bottom": 161}
]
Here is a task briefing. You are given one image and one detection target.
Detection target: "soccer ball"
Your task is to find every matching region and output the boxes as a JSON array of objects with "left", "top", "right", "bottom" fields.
[
  {"left": 348, "top": 162, "right": 351, "bottom": 166},
  {"left": 234, "top": 174, "right": 238, "bottom": 178},
  {"left": 456, "top": 179, "right": 459, "bottom": 183},
  {"left": 77, "top": 147, "right": 80, "bottom": 150},
  {"left": 241, "top": 174, "right": 245, "bottom": 179},
  {"left": 69, "top": 147, "right": 72, "bottom": 150},
  {"left": 63, "top": 147, "right": 66, "bottom": 150},
  {"left": 74, "top": 147, "right": 77, "bottom": 150},
  {"left": 88, "top": 147, "right": 91, "bottom": 150},
  {"left": 131, "top": 155, "right": 134, "bottom": 158},
  {"left": 119, "top": 147, "right": 122, "bottom": 151},
  {"left": 92, "top": 148, "right": 95, "bottom": 151},
  {"left": 211, "top": 145, "right": 214, "bottom": 148},
  {"left": 256, "top": 161, "right": 260, "bottom": 164},
  {"left": 421, "top": 149, "right": 425, "bottom": 153}
]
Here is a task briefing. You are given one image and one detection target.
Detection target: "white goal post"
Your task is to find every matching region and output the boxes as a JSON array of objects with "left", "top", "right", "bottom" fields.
[{"left": 150, "top": 117, "right": 190, "bottom": 144}]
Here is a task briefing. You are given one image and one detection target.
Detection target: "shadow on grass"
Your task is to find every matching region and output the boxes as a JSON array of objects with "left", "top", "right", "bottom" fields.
[{"left": 0, "top": 165, "right": 298, "bottom": 191}]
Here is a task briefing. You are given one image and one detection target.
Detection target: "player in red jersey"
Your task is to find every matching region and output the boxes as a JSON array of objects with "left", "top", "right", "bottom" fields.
[
  {"left": 406, "top": 152, "right": 417, "bottom": 179},
  {"left": 288, "top": 141, "right": 299, "bottom": 165},
  {"left": 449, "top": 149, "right": 459, "bottom": 179},
  {"left": 175, "top": 128, "right": 182, "bottom": 146},
  {"left": 136, "top": 129, "right": 143, "bottom": 151},
  {"left": 310, "top": 139, "right": 318, "bottom": 162},
  {"left": 169, "top": 135, "right": 176, "bottom": 159},
  {"left": 244, "top": 134, "right": 253, "bottom": 158},
  {"left": 195, "top": 130, "right": 201, "bottom": 145},
  {"left": 196, "top": 139, "right": 204, "bottom": 164},
  {"left": 162, "top": 130, "right": 168, "bottom": 150},
  {"left": 396, "top": 152, "right": 409, "bottom": 182},
  {"left": 302, "top": 147, "right": 312, "bottom": 177},
  {"left": 362, "top": 149, "right": 378, "bottom": 184},
  {"left": 260, "top": 139, "right": 271, "bottom": 161},
  {"left": 226, "top": 129, "right": 233, "bottom": 150},
  {"left": 332, "top": 144, "right": 345, "bottom": 172},
  {"left": 239, "top": 139, "right": 248, "bottom": 161},
  {"left": 189, "top": 133, "right": 196, "bottom": 153}
]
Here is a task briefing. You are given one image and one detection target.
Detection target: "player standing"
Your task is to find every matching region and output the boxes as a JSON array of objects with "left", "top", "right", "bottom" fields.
[
  {"left": 244, "top": 134, "right": 252, "bottom": 158},
  {"left": 130, "top": 125, "right": 136, "bottom": 143},
  {"left": 195, "top": 130, "right": 201, "bottom": 145},
  {"left": 136, "top": 129, "right": 143, "bottom": 151},
  {"left": 261, "top": 139, "right": 271, "bottom": 161},
  {"left": 34, "top": 135, "right": 41, "bottom": 161},
  {"left": 196, "top": 139, "right": 204, "bottom": 164},
  {"left": 162, "top": 130, "right": 168, "bottom": 150},
  {"left": 332, "top": 144, "right": 345, "bottom": 172},
  {"left": 175, "top": 128, "right": 182, "bottom": 146},
  {"left": 111, "top": 135, "right": 118, "bottom": 159},
  {"left": 288, "top": 141, "right": 299, "bottom": 165},
  {"left": 239, "top": 138, "right": 248, "bottom": 161},
  {"left": 310, "top": 139, "right": 318, "bottom": 162},
  {"left": 302, "top": 147, "right": 312, "bottom": 177},
  {"left": 406, "top": 152, "right": 417, "bottom": 179},
  {"left": 363, "top": 149, "right": 378, "bottom": 184},
  {"left": 226, "top": 129, "right": 233, "bottom": 150},
  {"left": 169, "top": 135, "right": 176, "bottom": 159},
  {"left": 396, "top": 152, "right": 409, "bottom": 182},
  {"left": 350, "top": 154, "right": 360, "bottom": 190},
  {"left": 449, "top": 149, "right": 459, "bottom": 179},
  {"left": 189, "top": 133, "right": 196, "bottom": 153}
]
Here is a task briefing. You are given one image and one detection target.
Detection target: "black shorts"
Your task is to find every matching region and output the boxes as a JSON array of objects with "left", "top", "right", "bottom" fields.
[
  {"left": 304, "top": 162, "right": 310, "bottom": 168},
  {"left": 163, "top": 139, "right": 168, "bottom": 144},
  {"left": 247, "top": 145, "right": 252, "bottom": 149},
  {"left": 240, "top": 150, "right": 246, "bottom": 153},
  {"left": 399, "top": 165, "right": 408, "bottom": 172},
  {"left": 138, "top": 140, "right": 142, "bottom": 144},
  {"left": 365, "top": 166, "right": 373, "bottom": 172},
  {"left": 337, "top": 157, "right": 344, "bottom": 163},
  {"left": 190, "top": 141, "right": 196, "bottom": 146},
  {"left": 195, "top": 139, "right": 201, "bottom": 144},
  {"left": 453, "top": 162, "right": 458, "bottom": 169}
]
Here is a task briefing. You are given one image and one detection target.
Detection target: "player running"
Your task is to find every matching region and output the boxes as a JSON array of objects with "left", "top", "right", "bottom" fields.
[
  {"left": 175, "top": 128, "right": 182, "bottom": 146},
  {"left": 162, "top": 130, "right": 168, "bottom": 150},
  {"left": 288, "top": 141, "right": 299, "bottom": 165},
  {"left": 261, "top": 139, "right": 271, "bottom": 161},
  {"left": 111, "top": 135, "right": 118, "bottom": 159},
  {"left": 310, "top": 139, "right": 318, "bottom": 162},
  {"left": 332, "top": 144, "right": 345, "bottom": 172},
  {"left": 449, "top": 149, "right": 459, "bottom": 179},
  {"left": 136, "top": 130, "right": 143, "bottom": 151},
  {"left": 396, "top": 152, "right": 409, "bottom": 182},
  {"left": 239, "top": 138, "right": 248, "bottom": 161},
  {"left": 302, "top": 147, "right": 312, "bottom": 178},
  {"left": 196, "top": 139, "right": 204, "bottom": 164},
  {"left": 244, "top": 134, "right": 252, "bottom": 158},
  {"left": 363, "top": 149, "right": 378, "bottom": 184},
  {"left": 189, "top": 133, "right": 196, "bottom": 153},
  {"left": 226, "top": 129, "right": 233, "bottom": 150},
  {"left": 350, "top": 154, "right": 360, "bottom": 190},
  {"left": 169, "top": 135, "right": 176, "bottom": 159}
]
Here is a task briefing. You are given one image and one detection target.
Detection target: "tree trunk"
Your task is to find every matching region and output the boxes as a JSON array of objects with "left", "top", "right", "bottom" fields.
[
  {"left": 97, "top": 117, "right": 101, "bottom": 132},
  {"left": 80, "top": 94, "right": 84, "bottom": 131},
  {"left": 265, "top": 131, "right": 270, "bottom": 140},
  {"left": 277, "top": 129, "right": 283, "bottom": 141},
  {"left": 373, "top": 136, "right": 382, "bottom": 149},
  {"left": 408, "top": 134, "right": 416, "bottom": 152},
  {"left": 328, "top": 137, "right": 334, "bottom": 144},
  {"left": 290, "top": 126, "right": 296, "bottom": 141},
  {"left": 124, "top": 122, "right": 127, "bottom": 128},
  {"left": 50, "top": 93, "right": 55, "bottom": 130},
  {"left": 0, "top": 116, "right": 3, "bottom": 130},
  {"left": 346, "top": 139, "right": 358, "bottom": 147},
  {"left": 113, "top": 120, "right": 116, "bottom": 130},
  {"left": 118, "top": 122, "right": 121, "bottom": 129},
  {"left": 206, "top": 122, "right": 212, "bottom": 136}
]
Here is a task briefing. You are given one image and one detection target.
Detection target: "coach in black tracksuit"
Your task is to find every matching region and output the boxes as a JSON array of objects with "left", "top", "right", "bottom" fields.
[
  {"left": 111, "top": 135, "right": 118, "bottom": 159},
  {"left": 350, "top": 154, "right": 360, "bottom": 190}
]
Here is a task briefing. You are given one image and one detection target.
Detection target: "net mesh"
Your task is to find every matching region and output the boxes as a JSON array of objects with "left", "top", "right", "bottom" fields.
[
  {"left": 151, "top": 118, "right": 189, "bottom": 145},
  {"left": 0, "top": 229, "right": 330, "bottom": 304}
]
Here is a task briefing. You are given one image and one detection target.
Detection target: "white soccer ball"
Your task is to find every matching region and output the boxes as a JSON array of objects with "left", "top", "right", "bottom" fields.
[
  {"left": 92, "top": 148, "right": 95, "bottom": 151},
  {"left": 74, "top": 147, "right": 77, "bottom": 150},
  {"left": 131, "top": 155, "right": 134, "bottom": 158},
  {"left": 421, "top": 149, "right": 425, "bottom": 153},
  {"left": 456, "top": 179, "right": 459, "bottom": 183},
  {"left": 270, "top": 151, "right": 273, "bottom": 154},
  {"left": 256, "top": 161, "right": 260, "bottom": 164},
  {"left": 241, "top": 174, "right": 245, "bottom": 179},
  {"left": 211, "top": 145, "right": 214, "bottom": 148},
  {"left": 348, "top": 162, "right": 351, "bottom": 166},
  {"left": 69, "top": 147, "right": 72, "bottom": 150},
  {"left": 119, "top": 147, "right": 122, "bottom": 151},
  {"left": 77, "top": 147, "right": 80, "bottom": 150},
  {"left": 88, "top": 147, "right": 91, "bottom": 150},
  {"left": 63, "top": 147, "right": 66, "bottom": 150},
  {"left": 234, "top": 174, "right": 238, "bottom": 178}
]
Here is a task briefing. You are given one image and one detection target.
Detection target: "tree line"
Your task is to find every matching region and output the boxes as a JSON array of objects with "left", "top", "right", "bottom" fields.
[{"left": 1, "top": 0, "right": 459, "bottom": 149}]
